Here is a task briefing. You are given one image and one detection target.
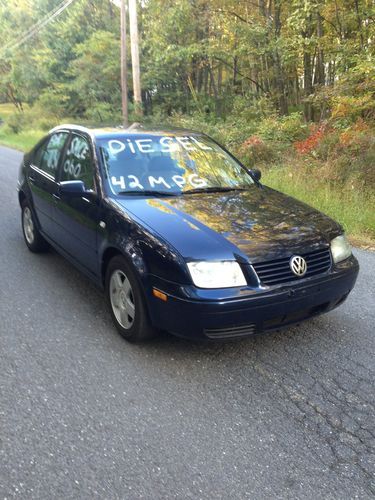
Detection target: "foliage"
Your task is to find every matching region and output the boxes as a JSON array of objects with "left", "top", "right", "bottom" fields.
[
  {"left": 294, "top": 124, "right": 326, "bottom": 154},
  {"left": 314, "top": 120, "right": 375, "bottom": 189},
  {"left": 239, "top": 136, "right": 275, "bottom": 165},
  {"left": 0, "top": 0, "right": 374, "bottom": 242},
  {"left": 1, "top": 0, "right": 374, "bottom": 122},
  {"left": 67, "top": 30, "right": 121, "bottom": 118},
  {"left": 256, "top": 114, "right": 308, "bottom": 143}
]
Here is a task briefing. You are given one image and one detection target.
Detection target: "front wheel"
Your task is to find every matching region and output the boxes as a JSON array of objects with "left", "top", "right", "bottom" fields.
[
  {"left": 21, "top": 201, "right": 49, "bottom": 253},
  {"left": 105, "top": 255, "right": 158, "bottom": 342}
]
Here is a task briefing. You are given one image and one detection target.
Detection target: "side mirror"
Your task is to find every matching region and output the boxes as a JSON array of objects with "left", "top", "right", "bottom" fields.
[
  {"left": 250, "top": 169, "right": 261, "bottom": 182},
  {"left": 59, "top": 180, "right": 86, "bottom": 195}
]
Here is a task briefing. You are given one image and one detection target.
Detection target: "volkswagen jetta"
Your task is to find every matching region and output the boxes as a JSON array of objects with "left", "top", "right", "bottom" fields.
[{"left": 17, "top": 125, "right": 359, "bottom": 341}]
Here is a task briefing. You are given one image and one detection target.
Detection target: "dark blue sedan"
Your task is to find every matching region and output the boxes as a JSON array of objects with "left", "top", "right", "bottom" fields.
[{"left": 18, "top": 125, "right": 359, "bottom": 341}]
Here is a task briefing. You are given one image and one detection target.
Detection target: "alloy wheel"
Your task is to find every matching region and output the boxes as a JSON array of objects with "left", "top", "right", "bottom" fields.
[
  {"left": 109, "top": 269, "right": 136, "bottom": 329},
  {"left": 23, "top": 207, "right": 35, "bottom": 245}
]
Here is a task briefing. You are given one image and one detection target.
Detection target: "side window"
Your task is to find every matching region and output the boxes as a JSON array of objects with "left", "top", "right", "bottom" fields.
[
  {"left": 61, "top": 134, "right": 94, "bottom": 190},
  {"left": 33, "top": 132, "right": 69, "bottom": 177}
]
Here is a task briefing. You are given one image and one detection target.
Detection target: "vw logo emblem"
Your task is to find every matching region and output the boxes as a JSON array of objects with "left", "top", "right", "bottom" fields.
[{"left": 290, "top": 255, "right": 307, "bottom": 277}]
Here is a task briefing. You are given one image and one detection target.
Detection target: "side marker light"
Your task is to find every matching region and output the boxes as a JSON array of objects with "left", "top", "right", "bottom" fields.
[{"left": 153, "top": 288, "right": 168, "bottom": 302}]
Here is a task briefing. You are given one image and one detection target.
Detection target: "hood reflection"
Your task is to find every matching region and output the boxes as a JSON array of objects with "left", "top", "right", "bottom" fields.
[{"left": 118, "top": 186, "right": 341, "bottom": 263}]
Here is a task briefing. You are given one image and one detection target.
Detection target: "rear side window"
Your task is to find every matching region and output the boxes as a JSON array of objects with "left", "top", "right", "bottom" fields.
[
  {"left": 33, "top": 132, "right": 69, "bottom": 178},
  {"left": 60, "top": 134, "right": 94, "bottom": 190}
]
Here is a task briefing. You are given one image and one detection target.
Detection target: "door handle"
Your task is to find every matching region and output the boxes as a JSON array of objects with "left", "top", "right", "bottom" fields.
[
  {"left": 52, "top": 193, "right": 60, "bottom": 201},
  {"left": 29, "top": 176, "right": 36, "bottom": 183}
]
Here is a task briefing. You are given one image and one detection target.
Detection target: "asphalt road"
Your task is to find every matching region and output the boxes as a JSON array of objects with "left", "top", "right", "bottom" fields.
[{"left": 0, "top": 145, "right": 374, "bottom": 499}]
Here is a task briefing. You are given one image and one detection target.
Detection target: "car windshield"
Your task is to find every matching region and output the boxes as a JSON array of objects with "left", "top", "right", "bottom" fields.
[{"left": 98, "top": 133, "right": 254, "bottom": 195}]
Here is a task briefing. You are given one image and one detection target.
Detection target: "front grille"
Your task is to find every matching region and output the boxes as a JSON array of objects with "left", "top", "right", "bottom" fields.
[
  {"left": 204, "top": 324, "right": 257, "bottom": 339},
  {"left": 253, "top": 247, "right": 332, "bottom": 286}
]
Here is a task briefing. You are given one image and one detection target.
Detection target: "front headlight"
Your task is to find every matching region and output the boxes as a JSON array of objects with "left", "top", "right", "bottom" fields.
[
  {"left": 187, "top": 261, "right": 247, "bottom": 288},
  {"left": 331, "top": 234, "right": 352, "bottom": 263}
]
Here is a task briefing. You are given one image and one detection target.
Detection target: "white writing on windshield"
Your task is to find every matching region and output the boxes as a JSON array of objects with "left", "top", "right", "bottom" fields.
[
  {"left": 111, "top": 174, "right": 208, "bottom": 191},
  {"left": 108, "top": 136, "right": 212, "bottom": 155}
]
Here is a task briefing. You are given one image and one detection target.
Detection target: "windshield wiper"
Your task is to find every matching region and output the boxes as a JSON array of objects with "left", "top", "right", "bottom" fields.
[
  {"left": 183, "top": 187, "right": 247, "bottom": 195},
  {"left": 117, "top": 190, "right": 179, "bottom": 197}
]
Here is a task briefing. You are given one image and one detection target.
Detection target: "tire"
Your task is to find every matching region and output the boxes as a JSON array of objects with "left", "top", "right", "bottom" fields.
[
  {"left": 105, "top": 255, "right": 158, "bottom": 342},
  {"left": 21, "top": 200, "right": 49, "bottom": 253}
]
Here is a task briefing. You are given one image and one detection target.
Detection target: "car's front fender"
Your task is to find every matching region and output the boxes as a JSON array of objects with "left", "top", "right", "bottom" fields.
[{"left": 97, "top": 201, "right": 191, "bottom": 287}]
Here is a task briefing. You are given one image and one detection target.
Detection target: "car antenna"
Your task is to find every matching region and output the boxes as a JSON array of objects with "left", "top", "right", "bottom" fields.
[{"left": 127, "top": 122, "right": 142, "bottom": 131}]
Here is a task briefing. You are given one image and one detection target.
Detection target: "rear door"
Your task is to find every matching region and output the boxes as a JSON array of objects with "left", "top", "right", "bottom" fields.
[
  {"left": 53, "top": 133, "right": 100, "bottom": 276},
  {"left": 28, "top": 132, "right": 69, "bottom": 237}
]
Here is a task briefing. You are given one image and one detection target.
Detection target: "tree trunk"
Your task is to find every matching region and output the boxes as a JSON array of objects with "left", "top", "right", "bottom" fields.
[
  {"left": 302, "top": 13, "right": 314, "bottom": 122},
  {"left": 217, "top": 64, "right": 222, "bottom": 95},
  {"left": 233, "top": 55, "right": 238, "bottom": 91},
  {"left": 354, "top": 0, "right": 364, "bottom": 48},
  {"left": 303, "top": 49, "right": 314, "bottom": 121},
  {"left": 273, "top": 0, "right": 288, "bottom": 115},
  {"left": 316, "top": 12, "right": 325, "bottom": 86},
  {"left": 203, "top": 66, "right": 209, "bottom": 94}
]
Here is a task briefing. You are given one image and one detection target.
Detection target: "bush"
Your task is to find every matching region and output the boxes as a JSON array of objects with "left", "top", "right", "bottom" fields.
[
  {"left": 335, "top": 134, "right": 374, "bottom": 189},
  {"left": 257, "top": 113, "right": 308, "bottom": 143},
  {"left": 312, "top": 119, "right": 375, "bottom": 190},
  {"left": 146, "top": 110, "right": 309, "bottom": 167},
  {"left": 294, "top": 124, "right": 326, "bottom": 155},
  {"left": 239, "top": 135, "right": 275, "bottom": 166},
  {"left": 313, "top": 128, "right": 340, "bottom": 161},
  {"left": 331, "top": 94, "right": 375, "bottom": 127},
  {"left": 5, "top": 112, "right": 26, "bottom": 134}
]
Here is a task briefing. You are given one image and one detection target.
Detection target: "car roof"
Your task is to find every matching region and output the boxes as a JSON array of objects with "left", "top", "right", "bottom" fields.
[{"left": 49, "top": 123, "right": 204, "bottom": 139}]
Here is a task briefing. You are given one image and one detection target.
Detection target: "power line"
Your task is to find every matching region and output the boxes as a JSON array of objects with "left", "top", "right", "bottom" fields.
[
  {"left": 7, "top": 0, "right": 72, "bottom": 46},
  {"left": 3, "top": 0, "right": 76, "bottom": 53},
  {"left": 1, "top": 0, "right": 76, "bottom": 58}
]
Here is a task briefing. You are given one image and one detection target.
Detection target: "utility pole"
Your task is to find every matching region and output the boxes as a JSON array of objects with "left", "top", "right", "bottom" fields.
[
  {"left": 128, "top": 0, "right": 142, "bottom": 117},
  {"left": 120, "top": 0, "right": 128, "bottom": 127}
]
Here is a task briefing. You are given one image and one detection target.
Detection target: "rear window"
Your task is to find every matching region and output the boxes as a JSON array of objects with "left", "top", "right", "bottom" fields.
[{"left": 33, "top": 132, "right": 69, "bottom": 178}]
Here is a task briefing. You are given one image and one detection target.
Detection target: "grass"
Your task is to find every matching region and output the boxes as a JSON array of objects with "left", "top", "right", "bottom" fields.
[
  {"left": 263, "top": 165, "right": 375, "bottom": 248},
  {"left": 0, "top": 127, "right": 45, "bottom": 151}
]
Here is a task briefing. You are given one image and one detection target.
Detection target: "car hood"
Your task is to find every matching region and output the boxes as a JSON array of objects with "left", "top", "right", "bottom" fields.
[{"left": 117, "top": 186, "right": 342, "bottom": 263}]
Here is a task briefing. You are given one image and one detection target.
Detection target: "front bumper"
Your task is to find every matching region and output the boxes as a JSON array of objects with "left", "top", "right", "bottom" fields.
[{"left": 147, "top": 256, "right": 359, "bottom": 340}]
